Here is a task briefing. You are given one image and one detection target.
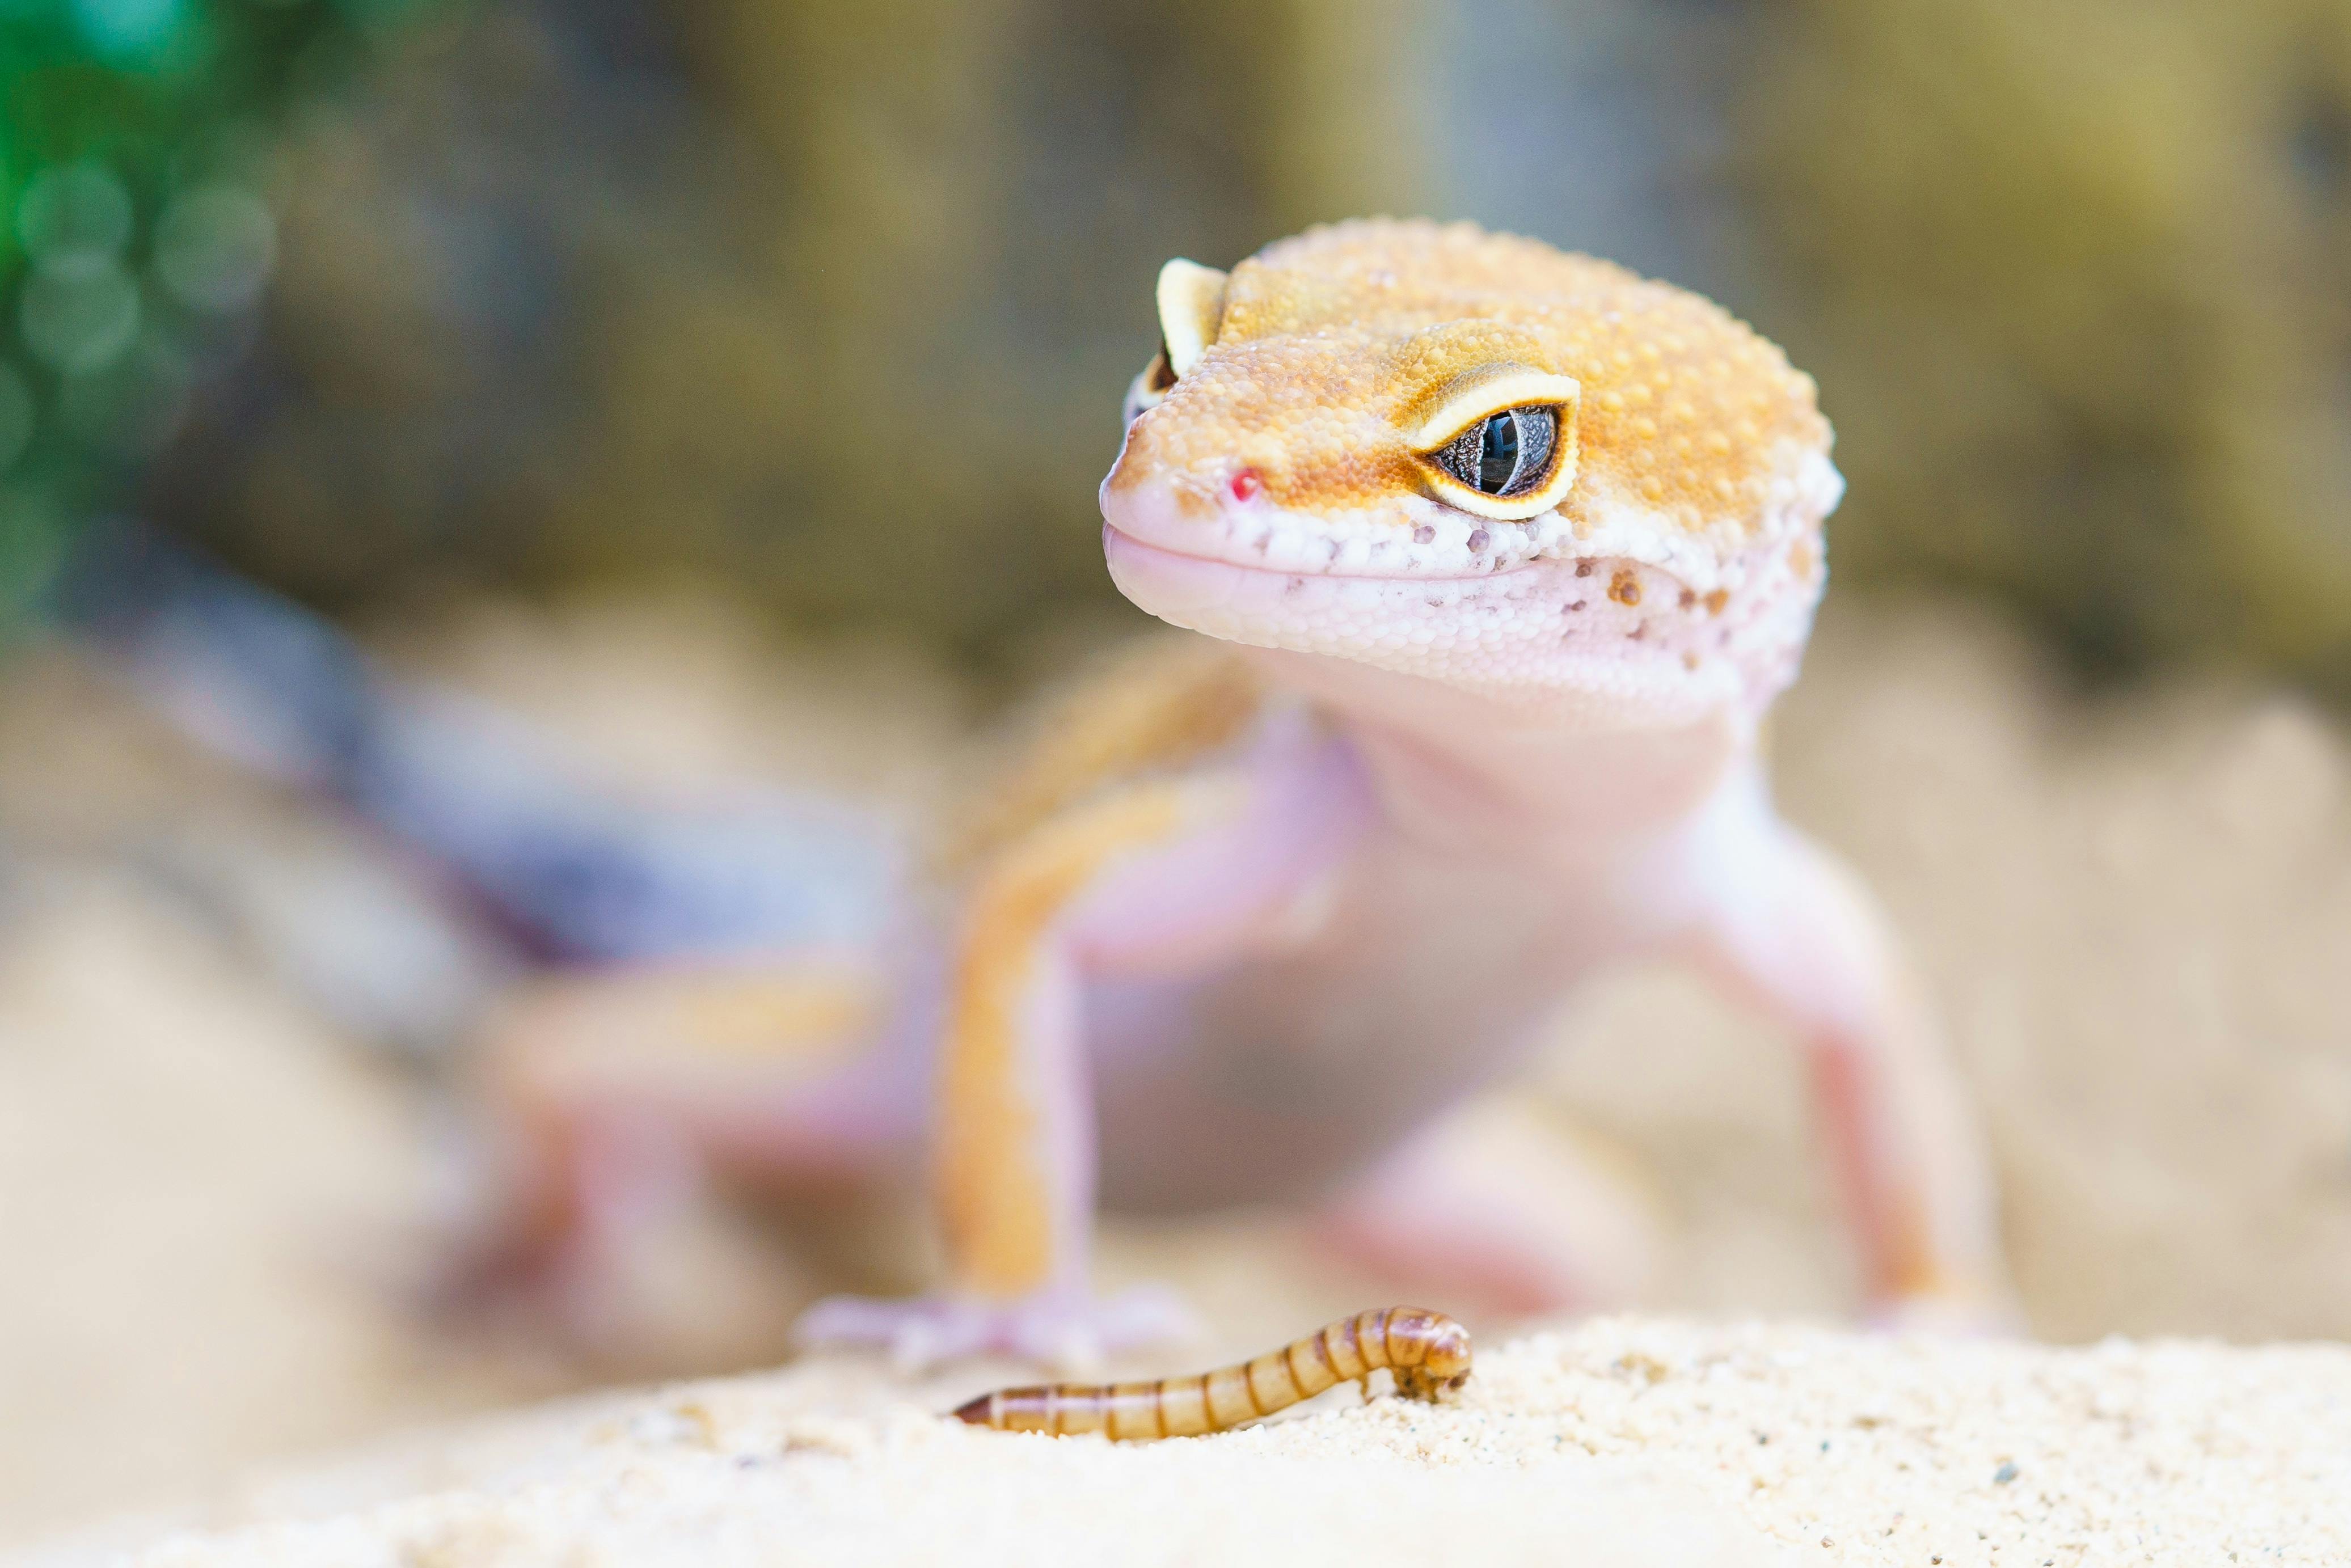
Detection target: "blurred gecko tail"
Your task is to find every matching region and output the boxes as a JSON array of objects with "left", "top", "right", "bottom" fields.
[
  {"left": 52, "top": 517, "right": 904, "bottom": 964},
  {"left": 53, "top": 515, "right": 386, "bottom": 791}
]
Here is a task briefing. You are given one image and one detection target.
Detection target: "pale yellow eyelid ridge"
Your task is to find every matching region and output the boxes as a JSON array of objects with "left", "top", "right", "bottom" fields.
[
  {"left": 1156, "top": 259, "right": 1230, "bottom": 377},
  {"left": 1396, "top": 365, "right": 1582, "bottom": 450}
]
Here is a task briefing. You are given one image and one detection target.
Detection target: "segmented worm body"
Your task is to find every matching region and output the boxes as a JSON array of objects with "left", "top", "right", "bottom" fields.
[{"left": 951, "top": 1305, "right": 1471, "bottom": 1440}]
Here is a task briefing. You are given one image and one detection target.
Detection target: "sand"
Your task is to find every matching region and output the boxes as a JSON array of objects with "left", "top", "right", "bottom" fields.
[
  {"left": 5, "top": 591, "right": 2351, "bottom": 1554},
  {"left": 18, "top": 1317, "right": 2351, "bottom": 1566}
]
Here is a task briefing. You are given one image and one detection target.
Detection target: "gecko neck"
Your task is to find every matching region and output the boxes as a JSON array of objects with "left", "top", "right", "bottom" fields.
[{"left": 1246, "top": 646, "right": 1753, "bottom": 853}]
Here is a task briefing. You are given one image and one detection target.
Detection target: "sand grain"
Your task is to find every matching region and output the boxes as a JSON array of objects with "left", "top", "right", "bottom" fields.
[{"left": 40, "top": 1319, "right": 2350, "bottom": 1568}]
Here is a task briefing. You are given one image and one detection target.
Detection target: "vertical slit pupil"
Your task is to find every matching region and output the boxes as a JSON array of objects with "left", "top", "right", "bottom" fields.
[{"left": 1476, "top": 411, "right": 1521, "bottom": 494}]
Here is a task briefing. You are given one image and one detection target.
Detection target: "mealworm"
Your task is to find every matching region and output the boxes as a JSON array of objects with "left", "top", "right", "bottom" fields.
[{"left": 949, "top": 1305, "right": 1471, "bottom": 1440}]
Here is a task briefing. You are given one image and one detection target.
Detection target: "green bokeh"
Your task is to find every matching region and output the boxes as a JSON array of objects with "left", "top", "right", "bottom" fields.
[{"left": 0, "top": 0, "right": 433, "bottom": 623}]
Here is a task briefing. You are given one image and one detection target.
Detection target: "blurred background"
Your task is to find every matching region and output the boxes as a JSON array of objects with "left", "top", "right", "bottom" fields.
[{"left": 3, "top": 0, "right": 2350, "bottom": 1550}]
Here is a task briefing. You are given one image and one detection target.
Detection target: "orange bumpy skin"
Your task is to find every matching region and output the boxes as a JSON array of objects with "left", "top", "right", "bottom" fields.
[{"left": 1102, "top": 219, "right": 1842, "bottom": 721}]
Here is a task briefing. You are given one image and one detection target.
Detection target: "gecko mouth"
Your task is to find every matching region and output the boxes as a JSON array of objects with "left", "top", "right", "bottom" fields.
[
  {"left": 1104, "top": 517, "right": 1754, "bottom": 722},
  {"left": 1098, "top": 473, "right": 1712, "bottom": 656},
  {"left": 1098, "top": 468, "right": 1570, "bottom": 581},
  {"left": 1100, "top": 522, "right": 1539, "bottom": 586},
  {"left": 1103, "top": 522, "right": 1698, "bottom": 608}
]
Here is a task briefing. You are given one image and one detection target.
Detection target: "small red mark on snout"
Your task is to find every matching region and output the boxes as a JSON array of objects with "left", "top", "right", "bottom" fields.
[{"left": 1229, "top": 468, "right": 1263, "bottom": 502}]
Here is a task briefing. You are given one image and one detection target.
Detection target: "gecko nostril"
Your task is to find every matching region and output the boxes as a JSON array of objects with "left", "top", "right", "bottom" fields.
[{"left": 1229, "top": 468, "right": 1263, "bottom": 502}]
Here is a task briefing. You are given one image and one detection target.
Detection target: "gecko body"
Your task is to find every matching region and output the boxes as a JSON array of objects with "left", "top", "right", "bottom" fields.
[{"left": 473, "top": 220, "right": 2006, "bottom": 1365}]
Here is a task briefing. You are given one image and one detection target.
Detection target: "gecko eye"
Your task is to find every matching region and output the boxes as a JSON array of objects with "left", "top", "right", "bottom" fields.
[
  {"left": 1433, "top": 406, "right": 1558, "bottom": 498},
  {"left": 1124, "top": 344, "right": 1178, "bottom": 424},
  {"left": 1143, "top": 343, "right": 1177, "bottom": 394},
  {"left": 1404, "top": 366, "right": 1581, "bottom": 521}
]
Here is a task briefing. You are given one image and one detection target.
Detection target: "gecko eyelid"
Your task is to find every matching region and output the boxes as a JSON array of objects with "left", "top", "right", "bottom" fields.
[
  {"left": 1398, "top": 365, "right": 1578, "bottom": 449},
  {"left": 1156, "top": 259, "right": 1229, "bottom": 377},
  {"left": 1126, "top": 256, "right": 1227, "bottom": 426}
]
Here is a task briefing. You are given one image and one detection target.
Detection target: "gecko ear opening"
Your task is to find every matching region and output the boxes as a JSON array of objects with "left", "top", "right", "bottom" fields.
[{"left": 1155, "top": 259, "right": 1229, "bottom": 378}]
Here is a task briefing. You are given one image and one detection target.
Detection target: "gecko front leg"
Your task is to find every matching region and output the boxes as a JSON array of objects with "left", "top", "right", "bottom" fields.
[
  {"left": 1681, "top": 767, "right": 2013, "bottom": 1326},
  {"left": 799, "top": 721, "right": 1371, "bottom": 1372}
]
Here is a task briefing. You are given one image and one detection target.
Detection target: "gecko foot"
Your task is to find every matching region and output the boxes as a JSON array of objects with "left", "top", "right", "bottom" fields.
[
  {"left": 795, "top": 1284, "right": 1200, "bottom": 1375},
  {"left": 1867, "top": 1284, "right": 2025, "bottom": 1338}
]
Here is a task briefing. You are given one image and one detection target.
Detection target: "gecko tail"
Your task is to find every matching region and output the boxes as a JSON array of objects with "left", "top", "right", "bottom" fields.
[
  {"left": 54, "top": 515, "right": 386, "bottom": 791},
  {"left": 53, "top": 518, "right": 904, "bottom": 965}
]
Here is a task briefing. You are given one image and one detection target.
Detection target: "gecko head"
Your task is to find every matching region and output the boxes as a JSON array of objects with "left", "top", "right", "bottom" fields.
[{"left": 1100, "top": 219, "right": 1843, "bottom": 725}]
